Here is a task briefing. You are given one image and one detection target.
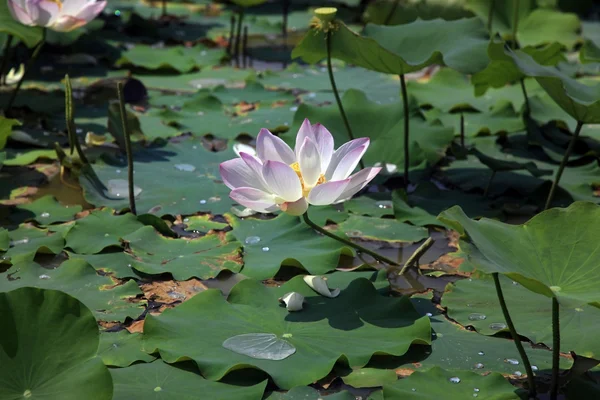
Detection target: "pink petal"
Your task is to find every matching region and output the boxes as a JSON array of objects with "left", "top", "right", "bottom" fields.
[
  {"left": 335, "top": 167, "right": 381, "bottom": 203},
  {"left": 256, "top": 128, "right": 295, "bottom": 164},
  {"left": 262, "top": 160, "right": 302, "bottom": 202},
  {"left": 7, "top": 0, "right": 35, "bottom": 25},
  {"left": 325, "top": 138, "right": 370, "bottom": 181},
  {"left": 312, "top": 123, "right": 334, "bottom": 173},
  {"left": 50, "top": 15, "right": 87, "bottom": 31},
  {"left": 307, "top": 180, "right": 351, "bottom": 206},
  {"left": 298, "top": 137, "right": 321, "bottom": 188},
  {"left": 32, "top": 0, "right": 60, "bottom": 26},
  {"left": 295, "top": 118, "right": 313, "bottom": 157},
  {"left": 229, "top": 187, "right": 278, "bottom": 213},
  {"left": 280, "top": 197, "right": 308, "bottom": 216},
  {"left": 220, "top": 158, "right": 265, "bottom": 191}
]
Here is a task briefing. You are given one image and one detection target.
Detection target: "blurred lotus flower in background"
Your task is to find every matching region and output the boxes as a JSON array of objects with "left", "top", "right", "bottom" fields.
[
  {"left": 220, "top": 119, "right": 380, "bottom": 216},
  {"left": 5, "top": 64, "right": 25, "bottom": 85},
  {"left": 7, "top": 0, "right": 107, "bottom": 32}
]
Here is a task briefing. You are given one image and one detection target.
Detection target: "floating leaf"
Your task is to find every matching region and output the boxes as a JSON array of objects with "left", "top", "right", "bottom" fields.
[
  {"left": 111, "top": 361, "right": 267, "bottom": 400},
  {"left": 439, "top": 202, "right": 600, "bottom": 307},
  {"left": 341, "top": 368, "right": 397, "bottom": 388},
  {"left": 335, "top": 215, "right": 429, "bottom": 243},
  {"left": 116, "top": 45, "right": 224, "bottom": 73},
  {"left": 2, "top": 225, "right": 64, "bottom": 263},
  {"left": 99, "top": 331, "right": 155, "bottom": 367},
  {"left": 267, "top": 386, "right": 354, "bottom": 400},
  {"left": 223, "top": 333, "right": 297, "bottom": 361},
  {"left": 11, "top": 195, "right": 83, "bottom": 225},
  {"left": 0, "top": 287, "right": 112, "bottom": 400},
  {"left": 144, "top": 277, "right": 431, "bottom": 389}
]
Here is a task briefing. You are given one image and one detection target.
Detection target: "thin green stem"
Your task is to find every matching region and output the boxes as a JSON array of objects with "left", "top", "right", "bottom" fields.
[
  {"left": 0, "top": 34, "right": 14, "bottom": 86},
  {"left": 487, "top": 0, "right": 495, "bottom": 34},
  {"left": 64, "top": 75, "right": 89, "bottom": 164},
  {"left": 384, "top": 0, "right": 400, "bottom": 25},
  {"left": 302, "top": 213, "right": 399, "bottom": 266},
  {"left": 551, "top": 296, "right": 560, "bottom": 400},
  {"left": 326, "top": 30, "right": 364, "bottom": 169},
  {"left": 511, "top": 0, "right": 520, "bottom": 49},
  {"left": 460, "top": 112, "right": 465, "bottom": 148},
  {"left": 400, "top": 74, "right": 410, "bottom": 185},
  {"left": 6, "top": 29, "right": 46, "bottom": 112},
  {"left": 117, "top": 82, "right": 137, "bottom": 215},
  {"left": 227, "top": 15, "right": 236, "bottom": 57},
  {"left": 398, "top": 237, "right": 434, "bottom": 275},
  {"left": 544, "top": 121, "right": 584, "bottom": 210},
  {"left": 242, "top": 26, "right": 248, "bottom": 69},
  {"left": 162, "top": 0, "right": 167, "bottom": 17},
  {"left": 483, "top": 170, "right": 496, "bottom": 198},
  {"left": 233, "top": 9, "right": 244, "bottom": 68},
  {"left": 492, "top": 273, "right": 537, "bottom": 398},
  {"left": 519, "top": 79, "right": 530, "bottom": 117}
]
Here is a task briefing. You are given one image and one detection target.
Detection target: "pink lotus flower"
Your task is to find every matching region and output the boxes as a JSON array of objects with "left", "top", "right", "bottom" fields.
[
  {"left": 7, "top": 0, "right": 107, "bottom": 32},
  {"left": 220, "top": 119, "right": 381, "bottom": 216}
]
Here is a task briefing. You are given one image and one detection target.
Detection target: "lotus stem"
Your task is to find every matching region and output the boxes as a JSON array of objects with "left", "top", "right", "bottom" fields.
[
  {"left": 398, "top": 237, "right": 434, "bottom": 275},
  {"left": 487, "top": 0, "right": 495, "bottom": 34},
  {"left": 519, "top": 79, "right": 530, "bottom": 117},
  {"left": 282, "top": 0, "right": 290, "bottom": 68},
  {"left": 162, "top": 0, "right": 167, "bottom": 17},
  {"left": 512, "top": 0, "right": 520, "bottom": 49},
  {"left": 117, "top": 82, "right": 137, "bottom": 215},
  {"left": 400, "top": 74, "right": 410, "bottom": 185},
  {"left": 492, "top": 273, "right": 537, "bottom": 398},
  {"left": 544, "top": 121, "right": 584, "bottom": 210},
  {"left": 325, "top": 30, "right": 364, "bottom": 169},
  {"left": 242, "top": 26, "right": 249, "bottom": 69},
  {"left": 0, "top": 34, "right": 14, "bottom": 86},
  {"left": 227, "top": 15, "right": 236, "bottom": 57},
  {"left": 6, "top": 28, "right": 46, "bottom": 112},
  {"left": 64, "top": 75, "right": 89, "bottom": 164},
  {"left": 460, "top": 112, "right": 465, "bottom": 148},
  {"left": 233, "top": 9, "right": 244, "bottom": 68},
  {"left": 551, "top": 296, "right": 560, "bottom": 400},
  {"left": 302, "top": 213, "right": 399, "bottom": 267},
  {"left": 483, "top": 170, "right": 496, "bottom": 198},
  {"left": 384, "top": 0, "right": 400, "bottom": 25}
]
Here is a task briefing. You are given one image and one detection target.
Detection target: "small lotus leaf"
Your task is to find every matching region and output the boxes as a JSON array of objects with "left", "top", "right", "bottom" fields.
[{"left": 99, "top": 331, "right": 156, "bottom": 367}]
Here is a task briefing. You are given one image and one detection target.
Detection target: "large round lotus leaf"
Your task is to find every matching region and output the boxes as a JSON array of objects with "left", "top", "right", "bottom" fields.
[
  {"left": 227, "top": 213, "right": 354, "bottom": 279},
  {"left": 11, "top": 195, "right": 83, "bottom": 225},
  {"left": 115, "top": 45, "right": 224, "bottom": 73},
  {"left": 2, "top": 225, "right": 64, "bottom": 263},
  {"left": 505, "top": 49, "right": 600, "bottom": 123},
  {"left": 281, "top": 89, "right": 453, "bottom": 168},
  {"left": 443, "top": 274, "right": 600, "bottom": 358},
  {"left": 293, "top": 18, "right": 489, "bottom": 75},
  {"left": 382, "top": 366, "right": 521, "bottom": 399},
  {"left": 471, "top": 41, "right": 564, "bottom": 96},
  {"left": 334, "top": 215, "right": 429, "bottom": 243},
  {"left": 365, "top": 0, "right": 474, "bottom": 25},
  {"left": 123, "top": 226, "right": 242, "bottom": 280},
  {"left": 110, "top": 361, "right": 267, "bottom": 400},
  {"left": 0, "top": 259, "right": 144, "bottom": 322},
  {"left": 439, "top": 202, "right": 600, "bottom": 307},
  {"left": 99, "top": 331, "right": 156, "bottom": 367},
  {"left": 80, "top": 138, "right": 235, "bottom": 216},
  {"left": 400, "top": 297, "right": 569, "bottom": 374},
  {"left": 267, "top": 386, "right": 355, "bottom": 400},
  {"left": 0, "top": 287, "right": 113, "bottom": 400},
  {"left": 64, "top": 209, "right": 144, "bottom": 254},
  {"left": 143, "top": 277, "right": 431, "bottom": 389},
  {"left": 69, "top": 251, "right": 142, "bottom": 279},
  {"left": 465, "top": 0, "right": 580, "bottom": 48},
  {"left": 0, "top": 1, "right": 43, "bottom": 48}
]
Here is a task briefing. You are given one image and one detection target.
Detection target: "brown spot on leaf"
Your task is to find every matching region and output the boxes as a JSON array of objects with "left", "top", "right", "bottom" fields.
[{"left": 140, "top": 278, "right": 208, "bottom": 305}]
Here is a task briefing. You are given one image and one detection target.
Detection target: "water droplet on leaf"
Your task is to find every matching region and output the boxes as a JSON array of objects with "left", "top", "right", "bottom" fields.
[
  {"left": 262, "top": 246, "right": 270, "bottom": 252},
  {"left": 174, "top": 164, "right": 196, "bottom": 172},
  {"left": 40, "top": 212, "right": 50, "bottom": 218},
  {"left": 474, "top": 363, "right": 484, "bottom": 369},
  {"left": 505, "top": 358, "right": 519, "bottom": 365},
  {"left": 449, "top": 377, "right": 461, "bottom": 384},
  {"left": 489, "top": 322, "right": 507, "bottom": 330},
  {"left": 375, "top": 200, "right": 393, "bottom": 209},
  {"left": 38, "top": 274, "right": 50, "bottom": 280},
  {"left": 245, "top": 236, "right": 261, "bottom": 245},
  {"left": 468, "top": 313, "right": 487, "bottom": 321}
]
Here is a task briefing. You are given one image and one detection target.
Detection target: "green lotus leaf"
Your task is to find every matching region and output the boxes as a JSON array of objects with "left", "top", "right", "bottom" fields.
[
  {"left": 0, "top": 287, "right": 113, "bottom": 400},
  {"left": 282, "top": 89, "right": 453, "bottom": 168},
  {"left": 306, "top": 205, "right": 349, "bottom": 227},
  {"left": 392, "top": 190, "right": 446, "bottom": 228},
  {"left": 344, "top": 195, "right": 394, "bottom": 218},
  {"left": 505, "top": 48, "right": 600, "bottom": 123},
  {"left": 123, "top": 226, "right": 242, "bottom": 280},
  {"left": 471, "top": 41, "right": 564, "bottom": 96},
  {"left": 143, "top": 277, "right": 431, "bottom": 389},
  {"left": 0, "top": 116, "right": 20, "bottom": 150},
  {"left": 182, "top": 215, "right": 229, "bottom": 233},
  {"left": 115, "top": 45, "right": 224, "bottom": 73},
  {"left": 267, "top": 386, "right": 355, "bottom": 400},
  {"left": 439, "top": 202, "right": 600, "bottom": 307},
  {"left": 222, "top": 333, "right": 296, "bottom": 360},
  {"left": 443, "top": 274, "right": 600, "bottom": 359},
  {"left": 64, "top": 209, "right": 144, "bottom": 254},
  {"left": 11, "top": 195, "right": 83, "bottom": 225},
  {"left": 293, "top": 18, "right": 489, "bottom": 75},
  {"left": 99, "top": 331, "right": 156, "bottom": 367},
  {"left": 69, "top": 251, "right": 141, "bottom": 279},
  {"left": 80, "top": 137, "right": 235, "bottom": 216},
  {"left": 0, "top": 259, "right": 144, "bottom": 322},
  {"left": 231, "top": 0, "right": 268, "bottom": 7},
  {"left": 2, "top": 225, "right": 64, "bottom": 263},
  {"left": 465, "top": 0, "right": 581, "bottom": 48},
  {"left": 334, "top": 215, "right": 429, "bottom": 243},
  {"left": 110, "top": 361, "right": 267, "bottom": 400},
  {"left": 468, "top": 148, "right": 552, "bottom": 177},
  {"left": 365, "top": 0, "right": 474, "bottom": 25},
  {"left": 382, "top": 366, "right": 521, "bottom": 399},
  {"left": 0, "top": 1, "right": 43, "bottom": 48},
  {"left": 227, "top": 213, "right": 354, "bottom": 279},
  {"left": 341, "top": 367, "right": 397, "bottom": 388}
]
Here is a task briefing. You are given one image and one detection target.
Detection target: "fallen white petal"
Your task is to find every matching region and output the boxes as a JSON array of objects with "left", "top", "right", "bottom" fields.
[
  {"left": 279, "top": 292, "right": 304, "bottom": 312},
  {"left": 303, "top": 275, "right": 340, "bottom": 298}
]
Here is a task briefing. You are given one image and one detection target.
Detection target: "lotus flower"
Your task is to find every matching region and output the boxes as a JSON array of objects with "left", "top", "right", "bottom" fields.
[
  {"left": 220, "top": 120, "right": 380, "bottom": 216},
  {"left": 7, "top": 0, "right": 107, "bottom": 32}
]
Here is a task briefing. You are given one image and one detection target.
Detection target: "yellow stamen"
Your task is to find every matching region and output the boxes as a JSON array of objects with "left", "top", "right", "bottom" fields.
[
  {"left": 45, "top": 0, "right": 63, "bottom": 10},
  {"left": 290, "top": 162, "right": 326, "bottom": 197}
]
